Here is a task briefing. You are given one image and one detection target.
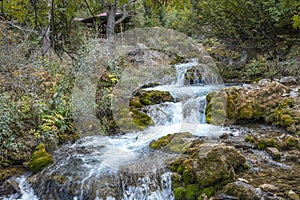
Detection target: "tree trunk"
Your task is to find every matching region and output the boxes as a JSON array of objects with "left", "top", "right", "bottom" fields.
[
  {"left": 42, "top": 25, "right": 51, "bottom": 56},
  {"left": 106, "top": 4, "right": 116, "bottom": 39},
  {"left": 42, "top": 1, "right": 52, "bottom": 56}
]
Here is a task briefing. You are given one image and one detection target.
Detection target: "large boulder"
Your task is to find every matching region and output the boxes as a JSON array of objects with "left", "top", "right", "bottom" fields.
[
  {"left": 150, "top": 133, "right": 247, "bottom": 200},
  {"left": 206, "top": 81, "right": 300, "bottom": 133}
]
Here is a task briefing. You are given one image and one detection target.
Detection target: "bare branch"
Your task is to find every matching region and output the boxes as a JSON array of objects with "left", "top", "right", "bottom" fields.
[
  {"left": 5, "top": 21, "right": 38, "bottom": 35},
  {"left": 115, "top": 3, "right": 131, "bottom": 25}
]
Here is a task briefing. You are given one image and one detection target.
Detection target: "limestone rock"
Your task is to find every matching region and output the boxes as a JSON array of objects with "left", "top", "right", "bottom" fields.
[
  {"left": 280, "top": 76, "right": 297, "bottom": 86},
  {"left": 223, "top": 181, "right": 261, "bottom": 200},
  {"left": 259, "top": 183, "right": 279, "bottom": 192},
  {"left": 266, "top": 147, "right": 282, "bottom": 160},
  {"left": 166, "top": 140, "right": 247, "bottom": 199},
  {"left": 206, "top": 80, "right": 300, "bottom": 133},
  {"left": 285, "top": 190, "right": 300, "bottom": 200}
]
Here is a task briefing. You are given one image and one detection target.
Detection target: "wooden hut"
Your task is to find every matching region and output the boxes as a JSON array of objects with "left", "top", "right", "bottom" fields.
[{"left": 74, "top": 12, "right": 132, "bottom": 37}]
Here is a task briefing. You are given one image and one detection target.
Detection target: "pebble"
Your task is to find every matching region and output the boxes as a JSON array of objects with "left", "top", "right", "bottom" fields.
[
  {"left": 279, "top": 134, "right": 286, "bottom": 139},
  {"left": 259, "top": 183, "right": 279, "bottom": 192},
  {"left": 219, "top": 132, "right": 229, "bottom": 139},
  {"left": 266, "top": 147, "right": 282, "bottom": 160},
  {"left": 237, "top": 178, "right": 249, "bottom": 183},
  {"left": 286, "top": 190, "right": 300, "bottom": 200}
]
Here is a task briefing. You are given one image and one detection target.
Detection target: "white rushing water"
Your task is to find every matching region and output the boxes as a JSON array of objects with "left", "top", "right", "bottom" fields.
[{"left": 2, "top": 59, "right": 224, "bottom": 200}]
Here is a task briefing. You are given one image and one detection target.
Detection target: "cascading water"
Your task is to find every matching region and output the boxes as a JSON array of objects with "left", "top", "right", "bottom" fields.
[{"left": 2, "top": 59, "right": 224, "bottom": 200}]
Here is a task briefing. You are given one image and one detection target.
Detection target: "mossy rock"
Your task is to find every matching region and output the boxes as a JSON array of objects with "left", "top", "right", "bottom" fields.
[
  {"left": 29, "top": 143, "right": 54, "bottom": 172},
  {"left": 116, "top": 108, "right": 153, "bottom": 131},
  {"left": 186, "top": 184, "right": 201, "bottom": 200},
  {"left": 245, "top": 135, "right": 256, "bottom": 143},
  {"left": 223, "top": 181, "right": 260, "bottom": 200},
  {"left": 206, "top": 82, "right": 300, "bottom": 133},
  {"left": 168, "top": 144, "right": 246, "bottom": 199},
  {"left": 257, "top": 138, "right": 279, "bottom": 150},
  {"left": 131, "top": 108, "right": 153, "bottom": 128},
  {"left": 129, "top": 96, "right": 143, "bottom": 108},
  {"left": 282, "top": 135, "right": 300, "bottom": 150},
  {"left": 237, "top": 103, "right": 253, "bottom": 120},
  {"left": 135, "top": 90, "right": 174, "bottom": 106},
  {"left": 200, "top": 186, "right": 216, "bottom": 198},
  {"left": 150, "top": 134, "right": 175, "bottom": 149},
  {"left": 205, "top": 91, "right": 227, "bottom": 125},
  {"left": 0, "top": 168, "right": 17, "bottom": 181},
  {"left": 149, "top": 132, "right": 193, "bottom": 153},
  {"left": 245, "top": 134, "right": 299, "bottom": 151},
  {"left": 174, "top": 187, "right": 186, "bottom": 200}
]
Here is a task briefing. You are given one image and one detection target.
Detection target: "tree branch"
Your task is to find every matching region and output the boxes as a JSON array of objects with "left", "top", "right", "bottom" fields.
[
  {"left": 115, "top": 4, "right": 128, "bottom": 25},
  {"left": 84, "top": 0, "right": 94, "bottom": 16},
  {"left": 115, "top": 0, "right": 135, "bottom": 25}
]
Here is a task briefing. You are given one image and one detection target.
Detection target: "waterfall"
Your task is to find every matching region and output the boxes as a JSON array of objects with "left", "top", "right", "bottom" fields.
[
  {"left": 174, "top": 58, "right": 198, "bottom": 86},
  {"left": 2, "top": 59, "right": 224, "bottom": 200}
]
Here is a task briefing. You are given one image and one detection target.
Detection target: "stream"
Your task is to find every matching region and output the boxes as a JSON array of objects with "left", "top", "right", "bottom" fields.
[
  {"left": 2, "top": 59, "right": 296, "bottom": 200},
  {"left": 2, "top": 58, "right": 226, "bottom": 200}
]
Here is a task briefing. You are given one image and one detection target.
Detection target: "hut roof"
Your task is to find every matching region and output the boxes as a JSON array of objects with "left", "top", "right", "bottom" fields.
[{"left": 74, "top": 12, "right": 132, "bottom": 25}]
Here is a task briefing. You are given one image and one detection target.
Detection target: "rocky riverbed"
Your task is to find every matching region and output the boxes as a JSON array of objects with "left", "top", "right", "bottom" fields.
[{"left": 150, "top": 124, "right": 300, "bottom": 200}]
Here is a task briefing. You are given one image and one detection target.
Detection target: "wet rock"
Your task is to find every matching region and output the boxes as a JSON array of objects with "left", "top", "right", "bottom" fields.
[
  {"left": 165, "top": 138, "right": 247, "bottom": 199},
  {"left": 219, "top": 133, "right": 229, "bottom": 139},
  {"left": 258, "top": 79, "right": 272, "bottom": 86},
  {"left": 266, "top": 147, "right": 282, "bottom": 160},
  {"left": 215, "top": 193, "right": 239, "bottom": 200},
  {"left": 223, "top": 181, "right": 261, "bottom": 200},
  {"left": 149, "top": 132, "right": 195, "bottom": 153},
  {"left": 206, "top": 81, "right": 300, "bottom": 133},
  {"left": 280, "top": 76, "right": 297, "bottom": 86},
  {"left": 130, "top": 90, "right": 174, "bottom": 106},
  {"left": 283, "top": 150, "right": 300, "bottom": 163},
  {"left": 285, "top": 190, "right": 300, "bottom": 200},
  {"left": 259, "top": 183, "right": 279, "bottom": 192},
  {"left": 0, "top": 178, "right": 19, "bottom": 196}
]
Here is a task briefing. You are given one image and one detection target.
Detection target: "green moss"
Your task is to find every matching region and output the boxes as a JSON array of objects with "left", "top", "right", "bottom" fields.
[
  {"left": 138, "top": 90, "right": 174, "bottom": 106},
  {"left": 171, "top": 173, "right": 182, "bottom": 188},
  {"left": 205, "top": 91, "right": 227, "bottom": 125},
  {"left": 183, "top": 169, "right": 193, "bottom": 184},
  {"left": 282, "top": 135, "right": 299, "bottom": 150},
  {"left": 139, "top": 96, "right": 152, "bottom": 105},
  {"left": 279, "top": 114, "right": 295, "bottom": 127},
  {"left": 186, "top": 184, "right": 200, "bottom": 200},
  {"left": 168, "top": 158, "right": 183, "bottom": 172},
  {"left": 129, "top": 97, "right": 143, "bottom": 108},
  {"left": 252, "top": 103, "right": 264, "bottom": 119},
  {"left": 131, "top": 108, "right": 153, "bottom": 128},
  {"left": 200, "top": 186, "right": 215, "bottom": 198},
  {"left": 117, "top": 108, "right": 153, "bottom": 131},
  {"left": 257, "top": 138, "right": 278, "bottom": 150},
  {"left": 237, "top": 104, "right": 253, "bottom": 120},
  {"left": 29, "top": 155, "right": 53, "bottom": 172},
  {"left": 29, "top": 143, "right": 54, "bottom": 172},
  {"left": 177, "top": 165, "right": 184, "bottom": 174},
  {"left": 174, "top": 187, "right": 186, "bottom": 200},
  {"left": 206, "top": 109, "right": 226, "bottom": 125},
  {"left": 245, "top": 135, "right": 255, "bottom": 143},
  {"left": 150, "top": 134, "right": 174, "bottom": 149}
]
